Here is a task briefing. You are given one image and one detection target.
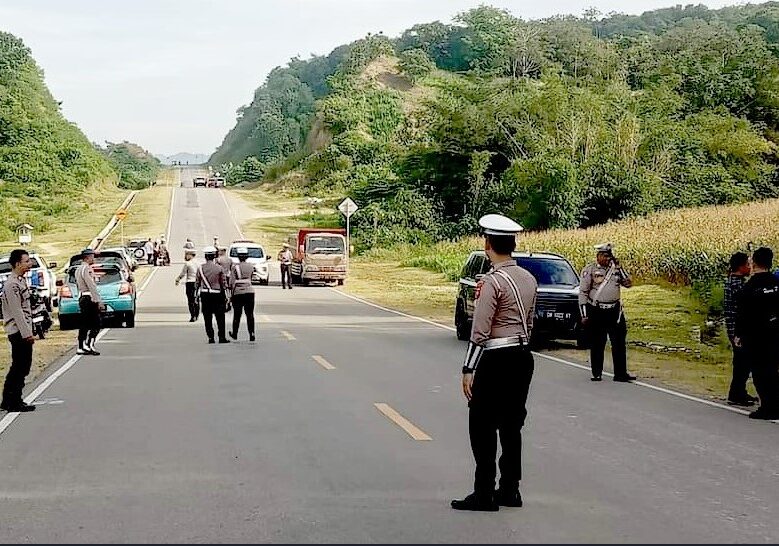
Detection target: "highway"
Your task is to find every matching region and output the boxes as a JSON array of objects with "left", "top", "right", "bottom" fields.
[{"left": 1, "top": 174, "right": 778, "bottom": 543}]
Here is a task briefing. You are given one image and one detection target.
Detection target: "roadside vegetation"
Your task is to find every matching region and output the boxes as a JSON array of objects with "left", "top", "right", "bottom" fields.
[{"left": 98, "top": 141, "right": 162, "bottom": 190}]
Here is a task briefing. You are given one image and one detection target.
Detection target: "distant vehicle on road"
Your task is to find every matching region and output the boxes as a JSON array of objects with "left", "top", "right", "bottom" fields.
[
  {"left": 0, "top": 251, "right": 58, "bottom": 311},
  {"left": 229, "top": 240, "right": 269, "bottom": 285},
  {"left": 287, "top": 228, "right": 347, "bottom": 286},
  {"left": 207, "top": 177, "right": 225, "bottom": 188},
  {"left": 57, "top": 263, "right": 136, "bottom": 329},
  {"left": 126, "top": 239, "right": 150, "bottom": 263},
  {"left": 455, "top": 251, "right": 583, "bottom": 346},
  {"left": 104, "top": 246, "right": 138, "bottom": 271},
  {"left": 193, "top": 177, "right": 207, "bottom": 188}
]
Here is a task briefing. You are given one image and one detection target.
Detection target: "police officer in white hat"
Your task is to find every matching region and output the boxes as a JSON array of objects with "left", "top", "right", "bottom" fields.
[
  {"left": 579, "top": 243, "right": 636, "bottom": 382},
  {"left": 229, "top": 247, "right": 256, "bottom": 342},
  {"left": 195, "top": 246, "right": 229, "bottom": 344},
  {"left": 452, "top": 214, "right": 538, "bottom": 512}
]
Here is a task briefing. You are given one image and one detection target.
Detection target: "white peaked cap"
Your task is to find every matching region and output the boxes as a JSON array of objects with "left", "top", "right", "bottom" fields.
[
  {"left": 203, "top": 246, "right": 217, "bottom": 254},
  {"left": 478, "top": 214, "right": 524, "bottom": 236},
  {"left": 594, "top": 242, "right": 614, "bottom": 253}
]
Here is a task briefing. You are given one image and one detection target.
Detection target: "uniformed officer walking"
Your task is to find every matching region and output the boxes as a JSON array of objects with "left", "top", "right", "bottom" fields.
[
  {"left": 1, "top": 249, "right": 37, "bottom": 412},
  {"left": 735, "top": 247, "right": 779, "bottom": 420},
  {"left": 229, "top": 247, "right": 256, "bottom": 342},
  {"left": 196, "top": 246, "right": 229, "bottom": 344},
  {"left": 75, "top": 249, "right": 105, "bottom": 356},
  {"left": 216, "top": 245, "right": 233, "bottom": 311},
  {"left": 175, "top": 248, "right": 199, "bottom": 321},
  {"left": 278, "top": 243, "right": 293, "bottom": 289},
  {"left": 579, "top": 243, "right": 636, "bottom": 382},
  {"left": 452, "top": 214, "right": 537, "bottom": 512}
]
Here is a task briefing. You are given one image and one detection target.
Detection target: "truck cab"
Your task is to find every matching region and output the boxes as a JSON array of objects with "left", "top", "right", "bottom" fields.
[{"left": 288, "top": 229, "right": 347, "bottom": 286}]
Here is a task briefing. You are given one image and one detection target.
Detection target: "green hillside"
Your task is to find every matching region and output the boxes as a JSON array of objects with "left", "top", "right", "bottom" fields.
[
  {"left": 213, "top": 3, "right": 779, "bottom": 247},
  {"left": 0, "top": 32, "right": 115, "bottom": 239}
]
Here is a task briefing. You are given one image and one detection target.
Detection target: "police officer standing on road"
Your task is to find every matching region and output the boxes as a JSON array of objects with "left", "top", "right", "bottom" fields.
[
  {"left": 452, "top": 214, "right": 537, "bottom": 512},
  {"left": 229, "top": 247, "right": 256, "bottom": 342},
  {"left": 175, "top": 248, "right": 199, "bottom": 322},
  {"left": 1, "top": 249, "right": 37, "bottom": 412},
  {"left": 579, "top": 243, "right": 636, "bottom": 382},
  {"left": 196, "top": 246, "right": 229, "bottom": 344},
  {"left": 216, "top": 245, "right": 233, "bottom": 311},
  {"left": 735, "top": 247, "right": 779, "bottom": 420},
  {"left": 278, "top": 243, "right": 293, "bottom": 290},
  {"left": 75, "top": 249, "right": 105, "bottom": 356}
]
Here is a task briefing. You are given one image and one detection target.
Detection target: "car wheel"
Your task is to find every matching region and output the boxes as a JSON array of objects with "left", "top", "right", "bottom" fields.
[
  {"left": 455, "top": 301, "right": 470, "bottom": 341},
  {"left": 125, "top": 312, "right": 135, "bottom": 328},
  {"left": 302, "top": 279, "right": 310, "bottom": 287}
]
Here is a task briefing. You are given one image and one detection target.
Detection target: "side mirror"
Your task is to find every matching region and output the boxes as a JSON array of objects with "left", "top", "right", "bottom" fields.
[
  {"left": 55, "top": 279, "right": 64, "bottom": 287},
  {"left": 49, "top": 262, "right": 57, "bottom": 268}
]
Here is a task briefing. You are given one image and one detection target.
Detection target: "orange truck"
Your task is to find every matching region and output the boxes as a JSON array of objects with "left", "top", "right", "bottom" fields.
[{"left": 287, "top": 228, "right": 347, "bottom": 286}]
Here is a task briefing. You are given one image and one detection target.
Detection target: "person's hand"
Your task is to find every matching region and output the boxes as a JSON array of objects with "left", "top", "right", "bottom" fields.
[
  {"left": 462, "top": 373, "right": 474, "bottom": 401},
  {"left": 612, "top": 257, "right": 620, "bottom": 267},
  {"left": 581, "top": 316, "right": 589, "bottom": 326},
  {"left": 734, "top": 336, "right": 742, "bottom": 348},
  {"left": 24, "top": 336, "right": 35, "bottom": 344},
  {"left": 175, "top": 279, "right": 180, "bottom": 286}
]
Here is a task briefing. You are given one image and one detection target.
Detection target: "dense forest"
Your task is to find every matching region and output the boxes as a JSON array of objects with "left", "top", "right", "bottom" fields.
[
  {"left": 98, "top": 141, "right": 161, "bottom": 190},
  {"left": 0, "top": 32, "right": 114, "bottom": 238},
  {"left": 212, "top": 2, "right": 779, "bottom": 247}
]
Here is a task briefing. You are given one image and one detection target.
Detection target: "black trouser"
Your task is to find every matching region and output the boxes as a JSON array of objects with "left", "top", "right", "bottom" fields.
[
  {"left": 746, "top": 340, "right": 779, "bottom": 414},
  {"left": 469, "top": 346, "right": 534, "bottom": 497},
  {"left": 185, "top": 282, "right": 199, "bottom": 319},
  {"left": 280, "top": 264, "right": 291, "bottom": 288},
  {"left": 728, "top": 343, "right": 752, "bottom": 402},
  {"left": 231, "top": 292, "right": 255, "bottom": 336},
  {"left": 201, "top": 292, "right": 226, "bottom": 341},
  {"left": 3, "top": 333, "right": 33, "bottom": 406},
  {"left": 587, "top": 304, "right": 628, "bottom": 379},
  {"left": 78, "top": 295, "right": 102, "bottom": 348}
]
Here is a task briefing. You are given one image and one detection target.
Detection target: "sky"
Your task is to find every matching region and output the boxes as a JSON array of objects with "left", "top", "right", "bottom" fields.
[{"left": 0, "top": 0, "right": 740, "bottom": 156}]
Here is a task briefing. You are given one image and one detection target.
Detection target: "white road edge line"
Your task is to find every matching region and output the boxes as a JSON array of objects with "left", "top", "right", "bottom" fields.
[
  {"left": 219, "top": 189, "right": 245, "bottom": 239},
  {"left": 330, "top": 288, "right": 771, "bottom": 421},
  {"left": 1, "top": 185, "right": 176, "bottom": 438}
]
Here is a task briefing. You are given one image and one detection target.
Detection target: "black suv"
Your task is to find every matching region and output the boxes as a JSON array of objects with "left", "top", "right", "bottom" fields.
[{"left": 455, "top": 251, "right": 583, "bottom": 346}]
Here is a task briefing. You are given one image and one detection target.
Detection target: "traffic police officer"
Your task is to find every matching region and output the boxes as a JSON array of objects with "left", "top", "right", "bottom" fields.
[
  {"left": 229, "top": 247, "right": 256, "bottom": 342},
  {"left": 196, "top": 246, "right": 229, "bottom": 344},
  {"left": 216, "top": 245, "right": 233, "bottom": 311},
  {"left": 452, "top": 214, "right": 537, "bottom": 512},
  {"left": 175, "top": 248, "right": 199, "bottom": 321},
  {"left": 1, "top": 249, "right": 36, "bottom": 412},
  {"left": 75, "top": 248, "right": 105, "bottom": 356},
  {"left": 735, "top": 246, "right": 779, "bottom": 420},
  {"left": 579, "top": 243, "right": 636, "bottom": 382}
]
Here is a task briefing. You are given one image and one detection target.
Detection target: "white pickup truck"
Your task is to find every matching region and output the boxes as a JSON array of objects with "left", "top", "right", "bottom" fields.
[{"left": 0, "top": 251, "right": 58, "bottom": 311}]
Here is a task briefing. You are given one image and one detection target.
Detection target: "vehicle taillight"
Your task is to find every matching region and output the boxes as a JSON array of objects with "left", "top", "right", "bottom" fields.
[
  {"left": 60, "top": 285, "right": 73, "bottom": 298},
  {"left": 119, "top": 282, "right": 131, "bottom": 295},
  {"left": 37, "top": 271, "right": 44, "bottom": 286}
]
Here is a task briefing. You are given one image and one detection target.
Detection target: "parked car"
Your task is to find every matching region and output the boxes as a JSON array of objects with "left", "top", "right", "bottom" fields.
[
  {"left": 126, "top": 239, "right": 151, "bottom": 264},
  {"left": 67, "top": 250, "right": 133, "bottom": 279},
  {"left": 104, "top": 246, "right": 137, "bottom": 271},
  {"left": 229, "top": 240, "right": 269, "bottom": 285},
  {"left": 207, "top": 177, "right": 225, "bottom": 188},
  {"left": 57, "top": 263, "right": 136, "bottom": 329},
  {"left": 455, "top": 251, "right": 583, "bottom": 346},
  {"left": 193, "top": 177, "right": 207, "bottom": 188},
  {"left": 0, "top": 251, "right": 58, "bottom": 311}
]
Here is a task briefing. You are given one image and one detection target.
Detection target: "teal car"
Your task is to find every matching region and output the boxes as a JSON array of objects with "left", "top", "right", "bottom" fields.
[{"left": 57, "top": 263, "right": 136, "bottom": 330}]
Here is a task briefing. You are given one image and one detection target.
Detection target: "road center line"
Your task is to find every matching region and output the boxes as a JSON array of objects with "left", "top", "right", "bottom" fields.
[
  {"left": 312, "top": 355, "right": 336, "bottom": 370},
  {"left": 374, "top": 403, "right": 432, "bottom": 441},
  {"left": 281, "top": 330, "right": 296, "bottom": 341}
]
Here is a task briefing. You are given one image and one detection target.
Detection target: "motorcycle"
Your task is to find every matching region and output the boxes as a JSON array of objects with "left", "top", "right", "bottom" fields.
[
  {"left": 156, "top": 247, "right": 171, "bottom": 267},
  {"left": 30, "top": 286, "right": 53, "bottom": 339}
]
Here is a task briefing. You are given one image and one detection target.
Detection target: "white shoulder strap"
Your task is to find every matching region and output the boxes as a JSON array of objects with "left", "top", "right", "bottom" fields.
[
  {"left": 198, "top": 266, "right": 212, "bottom": 291},
  {"left": 494, "top": 270, "right": 530, "bottom": 342},
  {"left": 592, "top": 264, "right": 615, "bottom": 304}
]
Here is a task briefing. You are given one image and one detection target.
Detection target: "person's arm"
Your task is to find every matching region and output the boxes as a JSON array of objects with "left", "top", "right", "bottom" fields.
[
  {"left": 175, "top": 264, "right": 187, "bottom": 284},
  {"left": 84, "top": 267, "right": 103, "bottom": 304},
  {"left": 735, "top": 283, "right": 750, "bottom": 342},
  {"left": 5, "top": 283, "right": 34, "bottom": 340},
  {"left": 617, "top": 263, "right": 633, "bottom": 288},
  {"left": 579, "top": 265, "right": 592, "bottom": 319}
]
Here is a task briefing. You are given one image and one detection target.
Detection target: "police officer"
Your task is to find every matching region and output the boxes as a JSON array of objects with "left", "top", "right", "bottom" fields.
[
  {"left": 452, "top": 214, "right": 537, "bottom": 512},
  {"left": 278, "top": 243, "right": 293, "bottom": 289},
  {"left": 75, "top": 248, "right": 105, "bottom": 356},
  {"left": 229, "top": 247, "right": 256, "bottom": 342},
  {"left": 1, "top": 249, "right": 36, "bottom": 412},
  {"left": 216, "top": 245, "right": 233, "bottom": 311},
  {"left": 579, "top": 243, "right": 636, "bottom": 382},
  {"left": 735, "top": 247, "right": 779, "bottom": 420},
  {"left": 196, "top": 246, "right": 229, "bottom": 344},
  {"left": 175, "top": 248, "right": 199, "bottom": 321}
]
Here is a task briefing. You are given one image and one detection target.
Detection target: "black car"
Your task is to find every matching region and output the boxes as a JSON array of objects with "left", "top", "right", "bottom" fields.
[{"left": 455, "top": 251, "right": 584, "bottom": 346}]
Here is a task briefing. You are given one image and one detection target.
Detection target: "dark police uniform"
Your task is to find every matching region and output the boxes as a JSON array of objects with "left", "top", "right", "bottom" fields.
[
  {"left": 579, "top": 243, "right": 634, "bottom": 382},
  {"left": 735, "top": 271, "right": 779, "bottom": 419},
  {"left": 453, "top": 214, "right": 537, "bottom": 512},
  {"left": 196, "top": 247, "right": 229, "bottom": 344}
]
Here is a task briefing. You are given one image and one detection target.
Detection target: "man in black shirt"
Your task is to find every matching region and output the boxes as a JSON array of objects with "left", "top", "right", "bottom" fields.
[{"left": 735, "top": 247, "right": 779, "bottom": 420}]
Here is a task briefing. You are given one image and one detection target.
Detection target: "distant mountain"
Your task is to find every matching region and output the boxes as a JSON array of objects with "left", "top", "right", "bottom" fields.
[{"left": 155, "top": 152, "right": 209, "bottom": 165}]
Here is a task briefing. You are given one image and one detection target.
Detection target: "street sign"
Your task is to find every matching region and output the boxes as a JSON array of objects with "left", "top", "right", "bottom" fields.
[
  {"left": 338, "top": 197, "right": 359, "bottom": 218},
  {"left": 115, "top": 209, "right": 128, "bottom": 221}
]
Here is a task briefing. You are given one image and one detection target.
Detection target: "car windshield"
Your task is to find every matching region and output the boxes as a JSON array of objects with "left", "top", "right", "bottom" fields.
[
  {"left": 68, "top": 268, "right": 123, "bottom": 285},
  {"left": 515, "top": 257, "right": 578, "bottom": 287},
  {"left": 306, "top": 236, "right": 344, "bottom": 255},
  {"left": 230, "top": 247, "right": 264, "bottom": 259}
]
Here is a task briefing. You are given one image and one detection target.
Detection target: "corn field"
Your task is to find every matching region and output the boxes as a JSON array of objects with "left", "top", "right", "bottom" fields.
[{"left": 368, "top": 199, "right": 779, "bottom": 285}]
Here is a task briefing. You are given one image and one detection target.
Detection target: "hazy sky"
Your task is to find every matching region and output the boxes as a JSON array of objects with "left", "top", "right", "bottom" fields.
[{"left": 1, "top": 0, "right": 738, "bottom": 155}]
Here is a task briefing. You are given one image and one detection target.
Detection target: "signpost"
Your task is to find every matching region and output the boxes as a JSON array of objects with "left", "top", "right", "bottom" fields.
[
  {"left": 115, "top": 209, "right": 129, "bottom": 246},
  {"left": 337, "top": 197, "right": 359, "bottom": 267}
]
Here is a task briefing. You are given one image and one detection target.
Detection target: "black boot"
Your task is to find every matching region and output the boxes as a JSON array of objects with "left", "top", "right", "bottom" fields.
[
  {"left": 451, "top": 492, "right": 498, "bottom": 512},
  {"left": 495, "top": 489, "right": 523, "bottom": 507}
]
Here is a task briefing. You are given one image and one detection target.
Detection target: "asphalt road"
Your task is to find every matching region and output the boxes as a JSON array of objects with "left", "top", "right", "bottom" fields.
[{"left": 1, "top": 176, "right": 778, "bottom": 543}]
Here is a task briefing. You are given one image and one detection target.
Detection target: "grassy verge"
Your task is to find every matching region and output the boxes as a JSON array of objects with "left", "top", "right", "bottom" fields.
[
  {"left": 0, "top": 171, "right": 175, "bottom": 385},
  {"left": 233, "top": 184, "right": 748, "bottom": 403}
]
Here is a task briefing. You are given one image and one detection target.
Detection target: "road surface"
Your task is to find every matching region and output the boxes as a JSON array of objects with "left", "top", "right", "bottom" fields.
[{"left": 1, "top": 174, "right": 778, "bottom": 543}]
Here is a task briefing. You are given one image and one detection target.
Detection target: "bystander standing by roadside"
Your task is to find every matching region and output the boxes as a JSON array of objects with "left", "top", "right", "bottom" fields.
[{"left": 724, "top": 252, "right": 758, "bottom": 407}]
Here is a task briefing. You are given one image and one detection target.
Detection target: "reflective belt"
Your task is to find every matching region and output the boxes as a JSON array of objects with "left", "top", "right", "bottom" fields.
[
  {"left": 593, "top": 301, "right": 619, "bottom": 310},
  {"left": 484, "top": 335, "right": 526, "bottom": 350},
  {"left": 81, "top": 291, "right": 92, "bottom": 297}
]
